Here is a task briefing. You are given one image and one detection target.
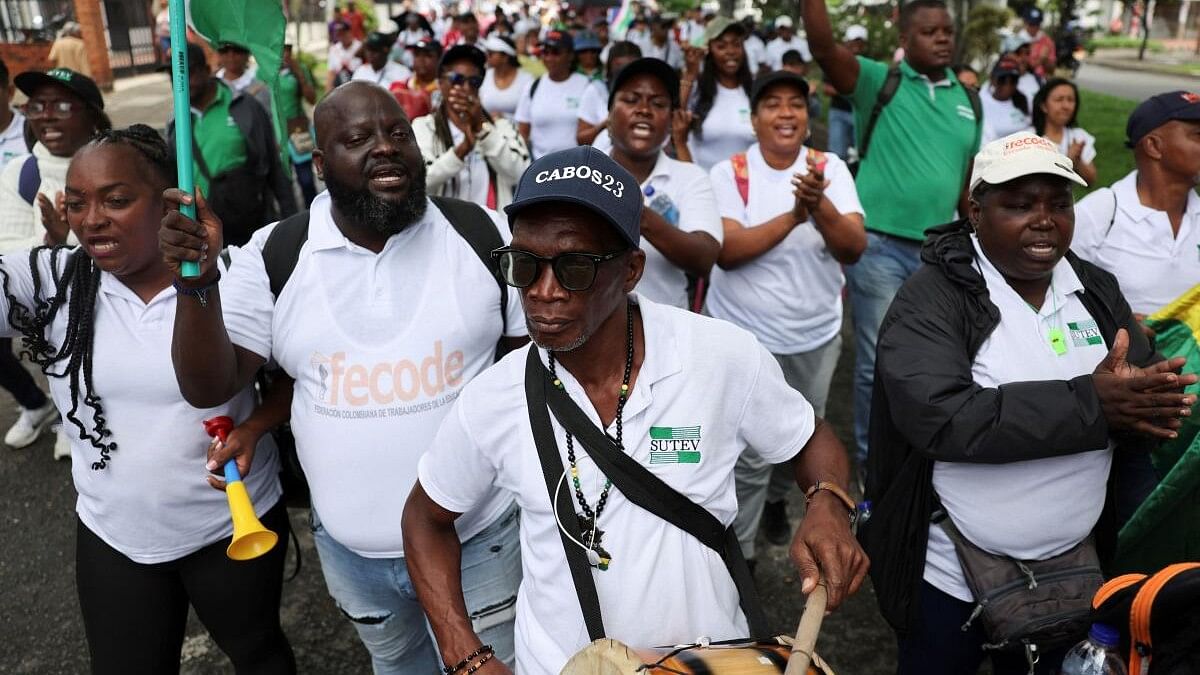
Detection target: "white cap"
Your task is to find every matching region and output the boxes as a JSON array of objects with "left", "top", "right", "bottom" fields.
[
  {"left": 774, "top": 15, "right": 793, "bottom": 28},
  {"left": 970, "top": 132, "right": 1087, "bottom": 192},
  {"left": 483, "top": 35, "right": 516, "bottom": 56},
  {"left": 845, "top": 25, "right": 868, "bottom": 42}
]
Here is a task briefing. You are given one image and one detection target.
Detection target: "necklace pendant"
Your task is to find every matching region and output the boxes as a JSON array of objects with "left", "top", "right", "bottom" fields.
[{"left": 575, "top": 514, "right": 613, "bottom": 571}]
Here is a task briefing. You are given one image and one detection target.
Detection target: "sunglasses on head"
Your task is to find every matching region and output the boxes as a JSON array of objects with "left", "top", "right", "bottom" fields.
[
  {"left": 443, "top": 72, "right": 484, "bottom": 89},
  {"left": 492, "top": 247, "right": 625, "bottom": 291}
]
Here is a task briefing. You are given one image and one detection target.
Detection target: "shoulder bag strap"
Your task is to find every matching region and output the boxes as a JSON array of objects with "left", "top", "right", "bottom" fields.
[
  {"left": 531, "top": 350, "right": 771, "bottom": 636},
  {"left": 858, "top": 66, "right": 902, "bottom": 162},
  {"left": 524, "top": 349, "right": 607, "bottom": 640},
  {"left": 730, "top": 152, "right": 749, "bottom": 206},
  {"left": 262, "top": 210, "right": 311, "bottom": 299},
  {"left": 432, "top": 195, "right": 508, "bottom": 337},
  {"left": 191, "top": 132, "right": 214, "bottom": 183}
]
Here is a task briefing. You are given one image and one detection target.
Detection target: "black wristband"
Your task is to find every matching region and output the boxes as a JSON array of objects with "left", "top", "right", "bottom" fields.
[
  {"left": 173, "top": 270, "right": 221, "bottom": 308},
  {"left": 443, "top": 645, "right": 493, "bottom": 674}
]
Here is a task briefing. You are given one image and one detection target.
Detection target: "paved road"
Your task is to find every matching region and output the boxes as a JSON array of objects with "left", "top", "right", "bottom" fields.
[{"left": 1074, "top": 62, "right": 1200, "bottom": 101}]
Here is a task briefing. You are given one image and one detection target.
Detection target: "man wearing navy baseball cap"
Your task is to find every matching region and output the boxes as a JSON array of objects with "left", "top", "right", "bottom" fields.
[
  {"left": 1074, "top": 90, "right": 1200, "bottom": 324},
  {"left": 404, "top": 147, "right": 867, "bottom": 675}
]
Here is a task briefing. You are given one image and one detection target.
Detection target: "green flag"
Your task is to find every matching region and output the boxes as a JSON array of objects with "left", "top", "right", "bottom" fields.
[{"left": 189, "top": 0, "right": 290, "bottom": 171}]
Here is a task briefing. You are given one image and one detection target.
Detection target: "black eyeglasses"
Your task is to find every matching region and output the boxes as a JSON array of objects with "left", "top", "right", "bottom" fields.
[
  {"left": 26, "top": 99, "right": 78, "bottom": 119},
  {"left": 443, "top": 72, "right": 484, "bottom": 89},
  {"left": 492, "top": 247, "right": 625, "bottom": 291}
]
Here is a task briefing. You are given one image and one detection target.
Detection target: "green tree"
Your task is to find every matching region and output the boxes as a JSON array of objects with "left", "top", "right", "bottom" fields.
[{"left": 961, "top": 4, "right": 1013, "bottom": 64}]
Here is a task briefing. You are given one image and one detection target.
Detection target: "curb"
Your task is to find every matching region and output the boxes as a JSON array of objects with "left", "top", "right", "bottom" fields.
[{"left": 1086, "top": 56, "right": 1200, "bottom": 77}]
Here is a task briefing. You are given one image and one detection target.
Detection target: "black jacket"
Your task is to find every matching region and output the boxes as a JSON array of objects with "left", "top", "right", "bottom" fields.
[
  {"left": 168, "top": 83, "right": 298, "bottom": 244},
  {"left": 858, "top": 219, "right": 1160, "bottom": 635}
]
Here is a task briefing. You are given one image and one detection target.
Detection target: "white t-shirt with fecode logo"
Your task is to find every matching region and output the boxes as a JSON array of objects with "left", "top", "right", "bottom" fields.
[{"left": 221, "top": 193, "right": 525, "bottom": 557}]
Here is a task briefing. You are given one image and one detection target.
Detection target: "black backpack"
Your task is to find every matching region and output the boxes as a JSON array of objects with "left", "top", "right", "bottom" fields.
[
  {"left": 259, "top": 195, "right": 508, "bottom": 508},
  {"left": 855, "top": 66, "right": 983, "bottom": 166}
]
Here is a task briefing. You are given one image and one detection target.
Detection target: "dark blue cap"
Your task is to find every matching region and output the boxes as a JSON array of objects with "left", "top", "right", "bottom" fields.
[
  {"left": 505, "top": 147, "right": 642, "bottom": 248},
  {"left": 1127, "top": 90, "right": 1200, "bottom": 147},
  {"left": 1025, "top": 7, "right": 1043, "bottom": 23}
]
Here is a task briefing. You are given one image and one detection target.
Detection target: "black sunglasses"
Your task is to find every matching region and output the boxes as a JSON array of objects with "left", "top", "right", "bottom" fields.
[
  {"left": 443, "top": 72, "right": 484, "bottom": 89},
  {"left": 492, "top": 247, "right": 625, "bottom": 291}
]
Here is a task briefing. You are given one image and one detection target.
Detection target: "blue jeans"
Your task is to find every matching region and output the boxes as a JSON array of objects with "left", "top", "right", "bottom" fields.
[
  {"left": 827, "top": 107, "right": 856, "bottom": 159},
  {"left": 312, "top": 503, "right": 521, "bottom": 674},
  {"left": 293, "top": 160, "right": 317, "bottom": 208},
  {"left": 846, "top": 231, "right": 923, "bottom": 465}
]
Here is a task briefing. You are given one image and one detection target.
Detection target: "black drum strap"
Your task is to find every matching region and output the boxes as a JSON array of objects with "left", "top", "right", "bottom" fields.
[{"left": 523, "top": 348, "right": 771, "bottom": 638}]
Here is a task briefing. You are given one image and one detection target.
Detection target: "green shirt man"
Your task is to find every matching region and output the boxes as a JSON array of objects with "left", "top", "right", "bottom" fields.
[
  {"left": 191, "top": 80, "right": 248, "bottom": 195},
  {"left": 850, "top": 57, "right": 980, "bottom": 241}
]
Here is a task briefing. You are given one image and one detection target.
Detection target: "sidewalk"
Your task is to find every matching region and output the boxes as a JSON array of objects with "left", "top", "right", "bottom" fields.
[{"left": 1087, "top": 48, "right": 1200, "bottom": 78}]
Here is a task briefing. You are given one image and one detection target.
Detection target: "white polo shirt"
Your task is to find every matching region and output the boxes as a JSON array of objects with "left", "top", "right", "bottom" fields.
[
  {"left": 924, "top": 236, "right": 1113, "bottom": 601},
  {"left": 0, "top": 251, "right": 281, "bottom": 564},
  {"left": 577, "top": 79, "right": 608, "bottom": 128},
  {"left": 514, "top": 72, "right": 592, "bottom": 159},
  {"left": 418, "top": 297, "right": 816, "bottom": 675},
  {"left": 1073, "top": 171, "right": 1200, "bottom": 316},
  {"left": 623, "top": 151, "right": 723, "bottom": 308},
  {"left": 221, "top": 192, "right": 524, "bottom": 557},
  {"left": 980, "top": 87, "right": 1033, "bottom": 144},
  {"left": 688, "top": 84, "right": 755, "bottom": 171},
  {"left": 351, "top": 60, "right": 412, "bottom": 90},
  {"left": 0, "top": 110, "right": 26, "bottom": 170},
  {"left": 706, "top": 144, "right": 863, "bottom": 354}
]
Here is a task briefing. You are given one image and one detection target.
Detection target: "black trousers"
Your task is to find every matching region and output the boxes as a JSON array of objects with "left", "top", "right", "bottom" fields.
[
  {"left": 75, "top": 501, "right": 296, "bottom": 675},
  {"left": 897, "top": 582, "right": 1070, "bottom": 675},
  {"left": 0, "top": 338, "right": 47, "bottom": 410}
]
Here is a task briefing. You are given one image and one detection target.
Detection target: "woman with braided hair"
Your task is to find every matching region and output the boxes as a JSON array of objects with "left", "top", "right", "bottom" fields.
[{"left": 0, "top": 124, "right": 295, "bottom": 674}]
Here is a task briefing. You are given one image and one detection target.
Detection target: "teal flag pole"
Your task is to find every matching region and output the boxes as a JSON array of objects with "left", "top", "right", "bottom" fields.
[{"left": 169, "top": 0, "right": 201, "bottom": 278}]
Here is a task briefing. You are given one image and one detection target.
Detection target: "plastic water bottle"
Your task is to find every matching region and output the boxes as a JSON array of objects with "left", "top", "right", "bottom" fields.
[
  {"left": 643, "top": 186, "right": 679, "bottom": 226},
  {"left": 1060, "top": 624, "right": 1128, "bottom": 675}
]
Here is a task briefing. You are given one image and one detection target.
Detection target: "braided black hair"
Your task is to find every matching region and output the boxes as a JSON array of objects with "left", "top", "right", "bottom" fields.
[{"left": 0, "top": 124, "right": 173, "bottom": 470}]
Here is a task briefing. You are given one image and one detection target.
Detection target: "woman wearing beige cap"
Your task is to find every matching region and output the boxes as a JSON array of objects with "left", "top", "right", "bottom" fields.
[{"left": 861, "top": 132, "right": 1193, "bottom": 674}]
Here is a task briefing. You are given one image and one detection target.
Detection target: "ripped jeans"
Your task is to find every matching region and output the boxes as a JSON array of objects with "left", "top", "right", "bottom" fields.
[{"left": 312, "top": 502, "right": 521, "bottom": 673}]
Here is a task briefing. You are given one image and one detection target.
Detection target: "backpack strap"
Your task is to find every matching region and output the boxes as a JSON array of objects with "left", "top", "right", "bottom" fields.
[
  {"left": 430, "top": 195, "right": 508, "bottom": 335},
  {"left": 858, "top": 66, "right": 902, "bottom": 163},
  {"left": 18, "top": 155, "right": 40, "bottom": 205},
  {"left": 529, "top": 75, "right": 542, "bottom": 99},
  {"left": 1105, "top": 188, "right": 1119, "bottom": 241},
  {"left": 963, "top": 83, "right": 983, "bottom": 140},
  {"left": 730, "top": 152, "right": 749, "bottom": 206},
  {"left": 262, "top": 210, "right": 312, "bottom": 299}
]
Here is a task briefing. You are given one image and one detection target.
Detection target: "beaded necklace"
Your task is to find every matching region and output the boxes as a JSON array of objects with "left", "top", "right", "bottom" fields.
[{"left": 547, "top": 302, "right": 634, "bottom": 571}]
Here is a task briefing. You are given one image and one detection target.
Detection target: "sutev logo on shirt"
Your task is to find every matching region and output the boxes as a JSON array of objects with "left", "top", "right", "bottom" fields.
[
  {"left": 649, "top": 426, "right": 702, "bottom": 464},
  {"left": 307, "top": 341, "right": 466, "bottom": 418},
  {"left": 1068, "top": 320, "right": 1103, "bottom": 348}
]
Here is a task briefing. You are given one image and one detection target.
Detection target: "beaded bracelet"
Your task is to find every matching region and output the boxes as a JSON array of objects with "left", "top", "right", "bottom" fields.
[
  {"left": 443, "top": 645, "right": 493, "bottom": 675},
  {"left": 464, "top": 652, "right": 494, "bottom": 674}
]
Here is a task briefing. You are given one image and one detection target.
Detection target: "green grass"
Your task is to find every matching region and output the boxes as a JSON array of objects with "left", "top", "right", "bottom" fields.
[
  {"left": 1076, "top": 88, "right": 1138, "bottom": 195},
  {"left": 1086, "top": 36, "right": 1166, "bottom": 53}
]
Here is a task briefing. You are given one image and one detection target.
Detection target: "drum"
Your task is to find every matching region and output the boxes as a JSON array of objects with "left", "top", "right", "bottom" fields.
[{"left": 560, "top": 637, "right": 835, "bottom": 675}]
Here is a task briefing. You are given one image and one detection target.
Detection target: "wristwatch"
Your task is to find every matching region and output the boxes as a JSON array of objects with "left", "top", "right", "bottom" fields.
[{"left": 804, "top": 481, "right": 858, "bottom": 524}]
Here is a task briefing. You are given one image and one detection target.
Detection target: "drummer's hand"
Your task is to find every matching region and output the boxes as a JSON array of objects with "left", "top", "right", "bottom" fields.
[
  {"left": 204, "top": 423, "right": 264, "bottom": 491},
  {"left": 160, "top": 187, "right": 224, "bottom": 283},
  {"left": 790, "top": 492, "right": 869, "bottom": 611}
]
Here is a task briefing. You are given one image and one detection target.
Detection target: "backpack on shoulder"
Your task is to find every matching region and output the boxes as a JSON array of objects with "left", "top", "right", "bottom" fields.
[
  {"left": 18, "top": 155, "right": 40, "bottom": 205},
  {"left": 255, "top": 196, "right": 509, "bottom": 508},
  {"left": 1092, "top": 563, "right": 1200, "bottom": 675}
]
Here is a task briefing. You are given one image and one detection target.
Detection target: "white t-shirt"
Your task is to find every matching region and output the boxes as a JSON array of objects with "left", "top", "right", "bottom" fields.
[
  {"left": 643, "top": 40, "right": 683, "bottom": 70},
  {"left": 0, "top": 142, "right": 74, "bottom": 253},
  {"left": 445, "top": 123, "right": 491, "bottom": 205},
  {"left": 418, "top": 297, "right": 816, "bottom": 674},
  {"left": 980, "top": 87, "right": 1033, "bottom": 143},
  {"left": 1017, "top": 72, "right": 1041, "bottom": 107},
  {"left": 514, "top": 72, "right": 591, "bottom": 159},
  {"left": 328, "top": 39, "right": 363, "bottom": 77},
  {"left": 480, "top": 68, "right": 535, "bottom": 119},
  {"left": 221, "top": 192, "right": 524, "bottom": 557},
  {"left": 577, "top": 79, "right": 608, "bottom": 127},
  {"left": 0, "top": 110, "right": 27, "bottom": 170},
  {"left": 688, "top": 85, "right": 755, "bottom": 171},
  {"left": 744, "top": 34, "right": 768, "bottom": 73},
  {"left": 627, "top": 152, "right": 724, "bottom": 308},
  {"left": 1073, "top": 170, "right": 1200, "bottom": 316},
  {"left": 0, "top": 251, "right": 281, "bottom": 564},
  {"left": 351, "top": 60, "right": 412, "bottom": 90},
  {"left": 924, "top": 237, "right": 1112, "bottom": 602},
  {"left": 765, "top": 36, "right": 812, "bottom": 70},
  {"left": 706, "top": 144, "right": 863, "bottom": 354},
  {"left": 1045, "top": 126, "right": 1097, "bottom": 166}
]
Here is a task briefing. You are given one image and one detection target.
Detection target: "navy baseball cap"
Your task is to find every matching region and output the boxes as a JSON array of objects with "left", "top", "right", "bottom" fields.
[
  {"left": 542, "top": 29, "right": 574, "bottom": 51},
  {"left": 1127, "top": 90, "right": 1200, "bottom": 147},
  {"left": 749, "top": 70, "right": 810, "bottom": 111},
  {"left": 1025, "top": 7, "right": 1044, "bottom": 24},
  {"left": 608, "top": 57, "right": 680, "bottom": 110},
  {"left": 505, "top": 147, "right": 642, "bottom": 248}
]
